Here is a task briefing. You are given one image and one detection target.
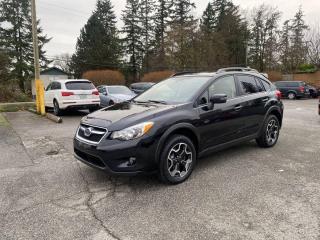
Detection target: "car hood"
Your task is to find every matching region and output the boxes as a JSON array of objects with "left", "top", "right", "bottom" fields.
[
  {"left": 110, "top": 94, "right": 136, "bottom": 101},
  {"left": 81, "top": 102, "right": 178, "bottom": 131}
]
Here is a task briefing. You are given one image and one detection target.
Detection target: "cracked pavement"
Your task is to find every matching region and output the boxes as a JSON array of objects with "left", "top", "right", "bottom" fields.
[{"left": 0, "top": 99, "right": 320, "bottom": 240}]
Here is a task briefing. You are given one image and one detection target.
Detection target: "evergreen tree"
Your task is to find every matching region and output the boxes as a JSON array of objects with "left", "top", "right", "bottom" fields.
[
  {"left": 139, "top": 0, "right": 156, "bottom": 73},
  {"left": 167, "top": 0, "right": 197, "bottom": 70},
  {"left": 280, "top": 20, "right": 291, "bottom": 72},
  {"left": 248, "top": 5, "right": 281, "bottom": 71},
  {"left": 122, "top": 0, "right": 143, "bottom": 83},
  {"left": 0, "top": 0, "right": 50, "bottom": 92},
  {"left": 0, "top": 50, "right": 10, "bottom": 83},
  {"left": 71, "top": 0, "right": 121, "bottom": 77},
  {"left": 200, "top": 2, "right": 216, "bottom": 33},
  {"left": 152, "top": 0, "right": 172, "bottom": 70},
  {"left": 199, "top": 0, "right": 249, "bottom": 69},
  {"left": 290, "top": 7, "right": 309, "bottom": 71}
]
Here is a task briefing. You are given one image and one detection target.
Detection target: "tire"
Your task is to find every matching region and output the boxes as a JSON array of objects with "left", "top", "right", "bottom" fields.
[
  {"left": 256, "top": 115, "right": 280, "bottom": 148},
  {"left": 158, "top": 135, "right": 196, "bottom": 184},
  {"left": 287, "top": 92, "right": 296, "bottom": 100},
  {"left": 53, "top": 100, "right": 63, "bottom": 116},
  {"left": 109, "top": 100, "right": 114, "bottom": 106}
]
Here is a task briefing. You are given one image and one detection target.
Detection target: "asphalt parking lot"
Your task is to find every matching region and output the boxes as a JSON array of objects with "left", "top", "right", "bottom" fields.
[{"left": 0, "top": 99, "right": 320, "bottom": 240}]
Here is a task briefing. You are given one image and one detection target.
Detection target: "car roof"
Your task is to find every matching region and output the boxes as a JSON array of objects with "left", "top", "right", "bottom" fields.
[{"left": 55, "top": 79, "right": 91, "bottom": 83}]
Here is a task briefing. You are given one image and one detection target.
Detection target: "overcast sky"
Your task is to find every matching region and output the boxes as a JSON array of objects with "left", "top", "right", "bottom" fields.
[{"left": 36, "top": 0, "right": 320, "bottom": 57}]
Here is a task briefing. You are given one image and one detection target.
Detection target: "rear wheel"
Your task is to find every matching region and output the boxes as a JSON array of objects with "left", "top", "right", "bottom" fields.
[
  {"left": 158, "top": 135, "right": 196, "bottom": 184},
  {"left": 287, "top": 92, "right": 296, "bottom": 100},
  {"left": 256, "top": 115, "right": 280, "bottom": 148},
  {"left": 53, "top": 100, "right": 63, "bottom": 116},
  {"left": 109, "top": 100, "right": 114, "bottom": 106}
]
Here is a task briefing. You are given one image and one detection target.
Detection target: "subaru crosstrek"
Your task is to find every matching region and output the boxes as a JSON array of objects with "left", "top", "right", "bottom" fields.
[{"left": 74, "top": 68, "right": 284, "bottom": 184}]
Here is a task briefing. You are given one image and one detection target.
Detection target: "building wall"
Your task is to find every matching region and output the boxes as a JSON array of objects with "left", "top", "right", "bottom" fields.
[{"left": 31, "top": 74, "right": 68, "bottom": 97}]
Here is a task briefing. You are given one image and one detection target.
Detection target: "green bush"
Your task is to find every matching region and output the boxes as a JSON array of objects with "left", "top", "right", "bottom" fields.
[
  {"left": 297, "top": 64, "right": 317, "bottom": 73},
  {"left": 0, "top": 84, "right": 32, "bottom": 103}
]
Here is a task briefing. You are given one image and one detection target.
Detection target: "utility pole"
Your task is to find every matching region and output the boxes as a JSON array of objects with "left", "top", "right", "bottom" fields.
[{"left": 31, "top": 0, "right": 45, "bottom": 115}]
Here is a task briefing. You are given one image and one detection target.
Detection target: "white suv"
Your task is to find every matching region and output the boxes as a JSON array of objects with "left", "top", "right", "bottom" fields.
[{"left": 45, "top": 79, "right": 100, "bottom": 116}]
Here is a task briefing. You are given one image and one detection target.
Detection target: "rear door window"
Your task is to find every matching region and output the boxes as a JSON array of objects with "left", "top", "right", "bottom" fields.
[
  {"left": 237, "top": 75, "right": 259, "bottom": 94},
  {"left": 259, "top": 78, "right": 272, "bottom": 91},
  {"left": 65, "top": 81, "right": 95, "bottom": 90}
]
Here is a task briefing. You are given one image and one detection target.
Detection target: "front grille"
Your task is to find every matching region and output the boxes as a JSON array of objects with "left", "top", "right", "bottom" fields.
[
  {"left": 76, "top": 123, "right": 108, "bottom": 145},
  {"left": 74, "top": 148, "right": 105, "bottom": 168}
]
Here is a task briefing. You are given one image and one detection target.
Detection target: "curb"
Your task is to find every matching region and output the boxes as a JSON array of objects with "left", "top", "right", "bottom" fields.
[{"left": 46, "top": 113, "right": 63, "bottom": 124}]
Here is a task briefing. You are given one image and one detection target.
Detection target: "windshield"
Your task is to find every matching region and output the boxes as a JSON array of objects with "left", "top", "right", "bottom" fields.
[
  {"left": 134, "top": 76, "right": 212, "bottom": 104},
  {"left": 107, "top": 86, "right": 132, "bottom": 95}
]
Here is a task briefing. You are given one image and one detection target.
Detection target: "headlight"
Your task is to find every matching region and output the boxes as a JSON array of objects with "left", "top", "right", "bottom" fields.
[{"left": 111, "top": 122, "right": 154, "bottom": 141}]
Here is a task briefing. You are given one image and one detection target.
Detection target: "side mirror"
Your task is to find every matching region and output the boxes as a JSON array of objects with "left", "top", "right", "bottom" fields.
[{"left": 210, "top": 94, "right": 228, "bottom": 104}]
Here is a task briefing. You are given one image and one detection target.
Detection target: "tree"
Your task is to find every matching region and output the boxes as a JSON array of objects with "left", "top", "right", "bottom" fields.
[
  {"left": 150, "top": 0, "right": 172, "bottom": 70},
  {"left": 166, "top": 0, "right": 198, "bottom": 70},
  {"left": 0, "top": 0, "right": 50, "bottom": 92},
  {"left": 52, "top": 53, "right": 72, "bottom": 76},
  {"left": 122, "top": 0, "right": 143, "bottom": 83},
  {"left": 139, "top": 0, "right": 156, "bottom": 73},
  {"left": 290, "top": 7, "right": 309, "bottom": 71},
  {"left": 0, "top": 50, "right": 10, "bottom": 83},
  {"left": 306, "top": 24, "right": 320, "bottom": 67},
  {"left": 199, "top": 0, "right": 249, "bottom": 69},
  {"left": 248, "top": 5, "right": 281, "bottom": 72},
  {"left": 279, "top": 20, "right": 291, "bottom": 72},
  {"left": 70, "top": 0, "right": 121, "bottom": 78}
]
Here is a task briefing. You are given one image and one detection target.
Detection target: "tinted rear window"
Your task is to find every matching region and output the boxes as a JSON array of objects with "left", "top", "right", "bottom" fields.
[{"left": 65, "top": 81, "right": 95, "bottom": 90}]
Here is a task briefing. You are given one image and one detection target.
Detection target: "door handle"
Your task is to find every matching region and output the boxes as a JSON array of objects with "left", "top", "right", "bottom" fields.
[
  {"left": 234, "top": 105, "right": 243, "bottom": 111},
  {"left": 262, "top": 97, "right": 269, "bottom": 102}
]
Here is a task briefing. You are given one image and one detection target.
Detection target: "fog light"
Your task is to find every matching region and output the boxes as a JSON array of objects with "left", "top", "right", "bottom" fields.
[{"left": 128, "top": 157, "right": 136, "bottom": 166}]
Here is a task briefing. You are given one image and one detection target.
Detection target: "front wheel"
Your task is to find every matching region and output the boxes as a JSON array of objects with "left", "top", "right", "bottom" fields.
[
  {"left": 158, "top": 135, "right": 196, "bottom": 184},
  {"left": 256, "top": 115, "right": 280, "bottom": 148},
  {"left": 53, "top": 100, "right": 63, "bottom": 116}
]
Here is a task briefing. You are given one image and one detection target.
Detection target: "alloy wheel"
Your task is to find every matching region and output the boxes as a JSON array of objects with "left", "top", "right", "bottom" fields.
[
  {"left": 266, "top": 119, "right": 279, "bottom": 145},
  {"left": 288, "top": 93, "right": 295, "bottom": 100},
  {"left": 167, "top": 143, "right": 193, "bottom": 178}
]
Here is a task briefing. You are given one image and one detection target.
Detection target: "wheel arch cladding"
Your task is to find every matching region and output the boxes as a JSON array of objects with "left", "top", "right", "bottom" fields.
[
  {"left": 155, "top": 124, "right": 200, "bottom": 164},
  {"left": 269, "top": 109, "right": 282, "bottom": 127}
]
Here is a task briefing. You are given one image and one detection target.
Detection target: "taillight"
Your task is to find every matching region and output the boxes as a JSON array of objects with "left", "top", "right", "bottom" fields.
[
  {"left": 299, "top": 86, "right": 304, "bottom": 93},
  {"left": 275, "top": 90, "right": 282, "bottom": 99},
  {"left": 92, "top": 90, "right": 99, "bottom": 95},
  {"left": 61, "top": 91, "right": 74, "bottom": 97}
]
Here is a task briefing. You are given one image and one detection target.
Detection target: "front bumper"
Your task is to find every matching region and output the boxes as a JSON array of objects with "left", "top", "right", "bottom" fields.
[{"left": 73, "top": 135, "right": 158, "bottom": 175}]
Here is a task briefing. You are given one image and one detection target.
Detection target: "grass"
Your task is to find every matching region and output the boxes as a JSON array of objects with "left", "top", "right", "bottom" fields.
[
  {"left": 0, "top": 102, "right": 36, "bottom": 112},
  {"left": 0, "top": 113, "right": 9, "bottom": 126}
]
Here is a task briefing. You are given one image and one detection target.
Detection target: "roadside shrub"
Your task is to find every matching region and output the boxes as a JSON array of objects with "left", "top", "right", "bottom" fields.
[
  {"left": 297, "top": 64, "right": 317, "bottom": 73},
  {"left": 267, "top": 71, "right": 282, "bottom": 82},
  {"left": 0, "top": 84, "right": 31, "bottom": 103},
  {"left": 82, "top": 70, "right": 125, "bottom": 86},
  {"left": 142, "top": 70, "right": 174, "bottom": 83}
]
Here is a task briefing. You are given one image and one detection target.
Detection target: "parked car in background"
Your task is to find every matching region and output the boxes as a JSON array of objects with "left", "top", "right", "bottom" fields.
[
  {"left": 130, "top": 82, "right": 155, "bottom": 94},
  {"left": 97, "top": 85, "right": 136, "bottom": 107},
  {"left": 45, "top": 79, "right": 100, "bottom": 116},
  {"left": 274, "top": 81, "right": 310, "bottom": 99},
  {"left": 307, "top": 85, "right": 318, "bottom": 98},
  {"left": 74, "top": 68, "right": 283, "bottom": 184}
]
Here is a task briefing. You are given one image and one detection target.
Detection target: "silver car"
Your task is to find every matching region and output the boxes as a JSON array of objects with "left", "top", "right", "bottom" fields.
[{"left": 97, "top": 85, "right": 136, "bottom": 107}]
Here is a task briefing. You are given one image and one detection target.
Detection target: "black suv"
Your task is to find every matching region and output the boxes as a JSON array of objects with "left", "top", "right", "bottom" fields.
[
  {"left": 274, "top": 81, "right": 310, "bottom": 99},
  {"left": 74, "top": 68, "right": 284, "bottom": 184}
]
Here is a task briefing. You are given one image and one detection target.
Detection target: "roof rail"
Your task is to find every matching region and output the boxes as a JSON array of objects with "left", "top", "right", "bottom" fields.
[
  {"left": 171, "top": 71, "right": 198, "bottom": 77},
  {"left": 216, "top": 67, "right": 259, "bottom": 74}
]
